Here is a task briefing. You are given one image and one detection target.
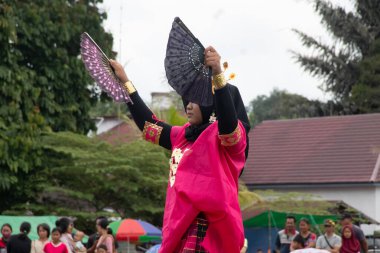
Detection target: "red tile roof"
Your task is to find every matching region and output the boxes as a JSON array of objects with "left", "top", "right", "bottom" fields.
[
  {"left": 97, "top": 121, "right": 141, "bottom": 145},
  {"left": 242, "top": 113, "right": 380, "bottom": 185}
]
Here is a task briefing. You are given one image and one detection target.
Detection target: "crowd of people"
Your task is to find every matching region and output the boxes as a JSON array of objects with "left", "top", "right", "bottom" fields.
[
  {"left": 274, "top": 213, "right": 367, "bottom": 253},
  {"left": 0, "top": 216, "right": 118, "bottom": 253}
]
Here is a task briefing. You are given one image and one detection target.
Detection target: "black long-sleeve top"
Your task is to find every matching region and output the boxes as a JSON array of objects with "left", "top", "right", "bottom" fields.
[{"left": 126, "top": 84, "right": 239, "bottom": 150}]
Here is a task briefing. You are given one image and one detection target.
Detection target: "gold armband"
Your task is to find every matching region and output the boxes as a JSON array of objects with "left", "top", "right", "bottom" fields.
[
  {"left": 218, "top": 125, "right": 242, "bottom": 146},
  {"left": 123, "top": 81, "right": 136, "bottom": 94},
  {"left": 142, "top": 121, "right": 163, "bottom": 145},
  {"left": 213, "top": 73, "right": 227, "bottom": 90}
]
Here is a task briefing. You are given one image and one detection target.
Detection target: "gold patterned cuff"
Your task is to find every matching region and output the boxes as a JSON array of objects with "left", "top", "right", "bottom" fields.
[
  {"left": 218, "top": 125, "right": 241, "bottom": 146},
  {"left": 213, "top": 73, "right": 227, "bottom": 89},
  {"left": 142, "top": 121, "right": 163, "bottom": 145},
  {"left": 123, "top": 81, "right": 136, "bottom": 94}
]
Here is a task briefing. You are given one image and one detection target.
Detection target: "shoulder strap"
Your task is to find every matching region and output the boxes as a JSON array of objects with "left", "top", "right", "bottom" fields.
[{"left": 323, "top": 234, "right": 334, "bottom": 249}]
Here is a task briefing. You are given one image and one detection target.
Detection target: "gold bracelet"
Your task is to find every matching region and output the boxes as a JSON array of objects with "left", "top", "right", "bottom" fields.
[
  {"left": 123, "top": 81, "right": 136, "bottom": 94},
  {"left": 213, "top": 73, "right": 227, "bottom": 89}
]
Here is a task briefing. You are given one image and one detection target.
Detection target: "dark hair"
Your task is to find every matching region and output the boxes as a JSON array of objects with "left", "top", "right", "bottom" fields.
[
  {"left": 341, "top": 213, "right": 352, "bottom": 221},
  {"left": 97, "top": 218, "right": 108, "bottom": 230},
  {"left": 299, "top": 218, "right": 310, "bottom": 225},
  {"left": 257, "top": 249, "right": 263, "bottom": 252},
  {"left": 293, "top": 234, "right": 305, "bottom": 248},
  {"left": 56, "top": 217, "right": 71, "bottom": 233},
  {"left": 96, "top": 216, "right": 107, "bottom": 222},
  {"left": 1, "top": 223, "right": 12, "bottom": 232},
  {"left": 51, "top": 227, "right": 62, "bottom": 234},
  {"left": 97, "top": 244, "right": 108, "bottom": 251},
  {"left": 18, "top": 222, "right": 31, "bottom": 239},
  {"left": 286, "top": 215, "right": 296, "bottom": 223},
  {"left": 37, "top": 223, "right": 50, "bottom": 238}
]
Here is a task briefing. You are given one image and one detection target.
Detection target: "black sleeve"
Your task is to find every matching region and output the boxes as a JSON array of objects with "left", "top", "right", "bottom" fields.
[
  {"left": 127, "top": 92, "right": 172, "bottom": 150},
  {"left": 86, "top": 234, "right": 95, "bottom": 248},
  {"left": 214, "top": 85, "right": 238, "bottom": 134}
]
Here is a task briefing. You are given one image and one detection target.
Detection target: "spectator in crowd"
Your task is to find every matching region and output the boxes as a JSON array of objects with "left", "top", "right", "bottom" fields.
[
  {"left": 257, "top": 249, "right": 263, "bottom": 253},
  {"left": 0, "top": 224, "right": 12, "bottom": 253},
  {"left": 340, "top": 226, "right": 360, "bottom": 253},
  {"left": 340, "top": 214, "right": 367, "bottom": 253},
  {"left": 73, "top": 231, "right": 86, "bottom": 253},
  {"left": 106, "top": 228, "right": 118, "bottom": 253},
  {"left": 6, "top": 222, "right": 31, "bottom": 253},
  {"left": 56, "top": 218, "right": 75, "bottom": 253},
  {"left": 276, "top": 216, "right": 299, "bottom": 253},
  {"left": 95, "top": 245, "right": 107, "bottom": 253},
  {"left": 31, "top": 223, "right": 50, "bottom": 253},
  {"left": 95, "top": 219, "right": 114, "bottom": 253},
  {"left": 291, "top": 234, "right": 306, "bottom": 251},
  {"left": 43, "top": 228, "right": 69, "bottom": 253},
  {"left": 86, "top": 217, "right": 106, "bottom": 251},
  {"left": 316, "top": 219, "right": 342, "bottom": 253},
  {"left": 299, "top": 218, "right": 317, "bottom": 248}
]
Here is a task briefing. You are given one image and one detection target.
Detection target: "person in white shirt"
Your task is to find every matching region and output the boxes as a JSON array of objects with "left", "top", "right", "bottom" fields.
[{"left": 316, "top": 219, "right": 341, "bottom": 253}]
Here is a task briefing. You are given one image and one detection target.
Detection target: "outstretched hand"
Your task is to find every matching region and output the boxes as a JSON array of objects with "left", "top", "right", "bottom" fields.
[
  {"left": 109, "top": 59, "right": 129, "bottom": 83},
  {"left": 204, "top": 46, "right": 222, "bottom": 76}
]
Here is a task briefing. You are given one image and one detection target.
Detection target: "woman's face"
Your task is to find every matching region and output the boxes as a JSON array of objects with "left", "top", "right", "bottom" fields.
[
  {"left": 343, "top": 227, "right": 352, "bottom": 239},
  {"left": 299, "top": 221, "right": 310, "bottom": 233},
  {"left": 1, "top": 226, "right": 12, "bottom": 239},
  {"left": 186, "top": 102, "right": 203, "bottom": 126},
  {"left": 68, "top": 223, "right": 74, "bottom": 233},
  {"left": 96, "top": 223, "right": 102, "bottom": 234},
  {"left": 38, "top": 227, "right": 48, "bottom": 240}
]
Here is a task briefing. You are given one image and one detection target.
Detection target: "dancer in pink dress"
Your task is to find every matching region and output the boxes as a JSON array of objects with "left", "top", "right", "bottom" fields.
[{"left": 109, "top": 44, "right": 250, "bottom": 252}]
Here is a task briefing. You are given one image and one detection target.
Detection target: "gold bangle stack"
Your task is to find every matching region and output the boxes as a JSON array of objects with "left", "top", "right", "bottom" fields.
[
  {"left": 213, "top": 73, "right": 227, "bottom": 89},
  {"left": 123, "top": 81, "right": 136, "bottom": 94}
]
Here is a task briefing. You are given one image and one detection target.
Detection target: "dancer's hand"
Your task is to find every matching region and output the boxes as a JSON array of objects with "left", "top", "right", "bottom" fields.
[
  {"left": 109, "top": 59, "right": 129, "bottom": 83},
  {"left": 204, "top": 46, "right": 222, "bottom": 76}
]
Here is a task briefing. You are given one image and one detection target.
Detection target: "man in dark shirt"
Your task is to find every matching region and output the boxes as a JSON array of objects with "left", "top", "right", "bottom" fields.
[
  {"left": 340, "top": 213, "right": 368, "bottom": 253},
  {"left": 86, "top": 216, "right": 106, "bottom": 249}
]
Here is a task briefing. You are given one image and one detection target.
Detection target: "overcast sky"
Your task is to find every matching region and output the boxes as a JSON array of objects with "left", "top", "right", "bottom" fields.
[{"left": 98, "top": 0, "right": 353, "bottom": 105}]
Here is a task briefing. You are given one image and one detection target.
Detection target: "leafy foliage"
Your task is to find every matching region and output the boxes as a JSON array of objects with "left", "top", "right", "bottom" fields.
[
  {"left": 1, "top": 131, "right": 169, "bottom": 226},
  {"left": 0, "top": 0, "right": 114, "bottom": 195},
  {"left": 293, "top": 0, "right": 380, "bottom": 111},
  {"left": 248, "top": 89, "right": 341, "bottom": 126}
]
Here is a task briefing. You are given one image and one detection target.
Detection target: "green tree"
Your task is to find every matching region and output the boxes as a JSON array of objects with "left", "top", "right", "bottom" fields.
[
  {"left": 1, "top": 131, "right": 169, "bottom": 226},
  {"left": 293, "top": 0, "right": 380, "bottom": 111},
  {"left": 248, "top": 89, "right": 337, "bottom": 126},
  {"left": 351, "top": 38, "right": 380, "bottom": 112},
  {"left": 0, "top": 0, "right": 113, "bottom": 194}
]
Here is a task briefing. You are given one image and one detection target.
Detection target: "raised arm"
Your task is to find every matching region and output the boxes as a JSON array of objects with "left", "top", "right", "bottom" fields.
[
  {"left": 109, "top": 60, "right": 173, "bottom": 150},
  {"left": 205, "top": 47, "right": 244, "bottom": 149}
]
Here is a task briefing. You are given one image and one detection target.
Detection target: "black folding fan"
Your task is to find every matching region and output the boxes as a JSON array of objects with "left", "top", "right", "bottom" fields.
[{"left": 164, "top": 17, "right": 213, "bottom": 107}]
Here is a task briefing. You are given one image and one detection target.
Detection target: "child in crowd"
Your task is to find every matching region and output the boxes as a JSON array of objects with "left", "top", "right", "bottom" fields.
[
  {"left": 96, "top": 245, "right": 107, "bottom": 253},
  {"left": 73, "top": 231, "right": 86, "bottom": 253},
  {"left": 291, "top": 234, "right": 306, "bottom": 251},
  {"left": 43, "top": 228, "right": 68, "bottom": 253}
]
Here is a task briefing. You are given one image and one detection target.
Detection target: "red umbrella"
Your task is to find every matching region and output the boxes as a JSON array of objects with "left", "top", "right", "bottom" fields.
[{"left": 109, "top": 219, "right": 162, "bottom": 243}]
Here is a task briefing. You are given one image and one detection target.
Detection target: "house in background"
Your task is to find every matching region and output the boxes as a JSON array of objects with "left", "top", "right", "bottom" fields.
[
  {"left": 242, "top": 113, "right": 380, "bottom": 234},
  {"left": 88, "top": 116, "right": 141, "bottom": 145}
]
